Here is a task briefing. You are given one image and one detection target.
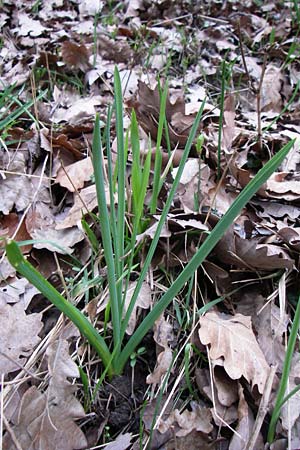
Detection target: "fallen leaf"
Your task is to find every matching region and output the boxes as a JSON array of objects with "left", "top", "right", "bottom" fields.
[
  {"left": 147, "top": 314, "right": 174, "bottom": 384},
  {"left": 0, "top": 277, "right": 39, "bottom": 308},
  {"left": 236, "top": 292, "right": 288, "bottom": 371},
  {"left": 196, "top": 368, "right": 238, "bottom": 427},
  {"left": 26, "top": 202, "right": 85, "bottom": 253},
  {"left": 0, "top": 299, "right": 42, "bottom": 375},
  {"left": 55, "top": 157, "right": 94, "bottom": 192},
  {"left": 229, "top": 384, "right": 264, "bottom": 450},
  {"left": 157, "top": 401, "right": 213, "bottom": 437},
  {"left": 124, "top": 280, "right": 152, "bottom": 335},
  {"left": 199, "top": 311, "right": 270, "bottom": 393},
  {"left": 261, "top": 65, "right": 284, "bottom": 112},
  {"left": 52, "top": 95, "right": 103, "bottom": 124},
  {"left": 61, "top": 41, "right": 91, "bottom": 71},
  {"left": 104, "top": 432, "right": 132, "bottom": 450},
  {"left": 3, "top": 340, "right": 87, "bottom": 450},
  {"left": 55, "top": 184, "right": 112, "bottom": 230}
]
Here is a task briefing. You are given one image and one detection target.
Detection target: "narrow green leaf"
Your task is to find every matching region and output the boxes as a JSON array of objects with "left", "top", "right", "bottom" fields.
[
  {"left": 5, "top": 240, "right": 113, "bottom": 377},
  {"left": 117, "top": 139, "right": 295, "bottom": 372},
  {"left": 92, "top": 113, "right": 121, "bottom": 359}
]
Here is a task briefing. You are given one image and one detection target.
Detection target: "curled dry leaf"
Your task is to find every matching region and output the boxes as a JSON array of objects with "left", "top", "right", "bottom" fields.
[
  {"left": 147, "top": 314, "right": 174, "bottom": 385},
  {"left": 157, "top": 401, "right": 213, "bottom": 437},
  {"left": 199, "top": 311, "right": 270, "bottom": 394},
  {"left": 0, "top": 300, "right": 43, "bottom": 375},
  {"left": 124, "top": 280, "right": 152, "bottom": 335},
  {"left": 261, "top": 65, "right": 284, "bottom": 112},
  {"left": 280, "top": 359, "right": 300, "bottom": 432},
  {"left": 236, "top": 292, "right": 288, "bottom": 372},
  {"left": 56, "top": 184, "right": 112, "bottom": 230},
  {"left": 195, "top": 367, "right": 238, "bottom": 427},
  {"left": 216, "top": 229, "right": 294, "bottom": 271},
  {"left": 61, "top": 41, "right": 91, "bottom": 71},
  {"left": 172, "top": 159, "right": 211, "bottom": 212},
  {"left": 3, "top": 339, "right": 87, "bottom": 450},
  {"left": 26, "top": 202, "right": 84, "bottom": 253},
  {"left": 229, "top": 384, "right": 264, "bottom": 450},
  {"left": 127, "top": 81, "right": 200, "bottom": 148},
  {"left": 55, "top": 157, "right": 94, "bottom": 192},
  {"left": 0, "top": 277, "right": 39, "bottom": 309},
  {"left": 104, "top": 432, "right": 132, "bottom": 450},
  {"left": 52, "top": 95, "right": 103, "bottom": 125}
]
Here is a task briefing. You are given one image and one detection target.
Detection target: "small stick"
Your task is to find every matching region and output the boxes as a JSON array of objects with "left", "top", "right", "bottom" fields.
[{"left": 245, "top": 365, "right": 277, "bottom": 450}]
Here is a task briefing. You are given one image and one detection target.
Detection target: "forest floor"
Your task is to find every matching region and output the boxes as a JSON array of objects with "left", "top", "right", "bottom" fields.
[{"left": 1, "top": 1, "right": 300, "bottom": 449}]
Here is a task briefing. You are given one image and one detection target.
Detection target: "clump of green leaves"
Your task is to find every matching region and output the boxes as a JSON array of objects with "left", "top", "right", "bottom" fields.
[{"left": 6, "top": 67, "right": 295, "bottom": 379}]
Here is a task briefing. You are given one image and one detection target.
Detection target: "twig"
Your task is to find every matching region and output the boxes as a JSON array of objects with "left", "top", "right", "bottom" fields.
[
  {"left": 256, "top": 54, "right": 268, "bottom": 151},
  {"left": 245, "top": 365, "right": 277, "bottom": 450},
  {"left": 2, "top": 413, "right": 23, "bottom": 450}
]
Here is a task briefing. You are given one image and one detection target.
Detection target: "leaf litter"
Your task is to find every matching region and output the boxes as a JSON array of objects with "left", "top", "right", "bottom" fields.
[{"left": 1, "top": 0, "right": 300, "bottom": 448}]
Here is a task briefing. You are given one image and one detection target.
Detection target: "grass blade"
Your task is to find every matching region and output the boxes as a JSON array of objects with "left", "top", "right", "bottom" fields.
[
  {"left": 116, "top": 99, "right": 206, "bottom": 369},
  {"left": 117, "top": 139, "right": 295, "bottom": 372},
  {"left": 267, "top": 290, "right": 300, "bottom": 443},
  {"left": 92, "top": 113, "right": 121, "bottom": 360},
  {"left": 5, "top": 240, "right": 113, "bottom": 377}
]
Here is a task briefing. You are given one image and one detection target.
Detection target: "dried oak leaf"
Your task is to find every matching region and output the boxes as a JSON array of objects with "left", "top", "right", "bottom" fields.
[
  {"left": 280, "top": 359, "right": 300, "bottom": 432},
  {"left": 229, "top": 384, "right": 264, "bottom": 450},
  {"left": 55, "top": 157, "right": 94, "bottom": 192},
  {"left": 0, "top": 300, "right": 42, "bottom": 375},
  {"left": 216, "top": 230, "right": 294, "bottom": 271},
  {"left": 158, "top": 401, "right": 213, "bottom": 437},
  {"left": 195, "top": 368, "right": 238, "bottom": 427},
  {"left": 97, "top": 34, "right": 135, "bottom": 63},
  {"left": 147, "top": 315, "right": 174, "bottom": 385},
  {"left": 198, "top": 311, "right": 270, "bottom": 394},
  {"left": 236, "top": 292, "right": 288, "bottom": 372},
  {"left": 61, "top": 41, "right": 91, "bottom": 71},
  {"left": 104, "top": 432, "right": 132, "bottom": 450},
  {"left": 127, "top": 81, "right": 199, "bottom": 148},
  {"left": 3, "top": 339, "right": 87, "bottom": 450},
  {"left": 26, "top": 202, "right": 84, "bottom": 253},
  {"left": 124, "top": 281, "right": 152, "bottom": 335}
]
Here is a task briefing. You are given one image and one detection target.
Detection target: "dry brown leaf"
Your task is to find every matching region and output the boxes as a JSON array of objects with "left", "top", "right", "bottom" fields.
[
  {"left": 61, "top": 41, "right": 91, "bottom": 71},
  {"left": 3, "top": 339, "right": 87, "bottom": 450},
  {"left": 0, "top": 256, "right": 16, "bottom": 280},
  {"left": 279, "top": 359, "right": 300, "bottom": 431},
  {"left": 26, "top": 202, "right": 84, "bottom": 253},
  {"left": 199, "top": 311, "right": 270, "bottom": 393},
  {"left": 278, "top": 227, "right": 300, "bottom": 252},
  {"left": 55, "top": 157, "right": 94, "bottom": 192},
  {"left": 164, "top": 429, "right": 216, "bottom": 450},
  {"left": 124, "top": 281, "right": 152, "bottom": 335},
  {"left": 195, "top": 368, "right": 238, "bottom": 427},
  {"left": 55, "top": 184, "right": 112, "bottom": 230},
  {"left": 261, "top": 65, "right": 284, "bottom": 112},
  {"left": 173, "top": 160, "right": 211, "bottom": 212},
  {"left": 236, "top": 292, "right": 288, "bottom": 371},
  {"left": 52, "top": 95, "right": 103, "bottom": 125},
  {"left": 229, "top": 384, "right": 264, "bottom": 450},
  {"left": 216, "top": 230, "right": 294, "bottom": 271},
  {"left": 127, "top": 81, "right": 200, "bottom": 148},
  {"left": 0, "top": 152, "right": 37, "bottom": 215},
  {"left": 104, "top": 432, "right": 132, "bottom": 450},
  {"left": 0, "top": 277, "right": 39, "bottom": 309},
  {"left": 146, "top": 348, "right": 173, "bottom": 385},
  {"left": 0, "top": 300, "right": 42, "bottom": 374},
  {"left": 147, "top": 314, "right": 174, "bottom": 385},
  {"left": 223, "top": 93, "right": 236, "bottom": 151},
  {"left": 15, "top": 12, "right": 47, "bottom": 37},
  {"left": 157, "top": 401, "right": 213, "bottom": 437}
]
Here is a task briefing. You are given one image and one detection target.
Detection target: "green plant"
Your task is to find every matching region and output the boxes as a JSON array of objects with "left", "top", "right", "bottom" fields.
[
  {"left": 5, "top": 66, "right": 295, "bottom": 380},
  {"left": 267, "top": 292, "right": 300, "bottom": 443}
]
